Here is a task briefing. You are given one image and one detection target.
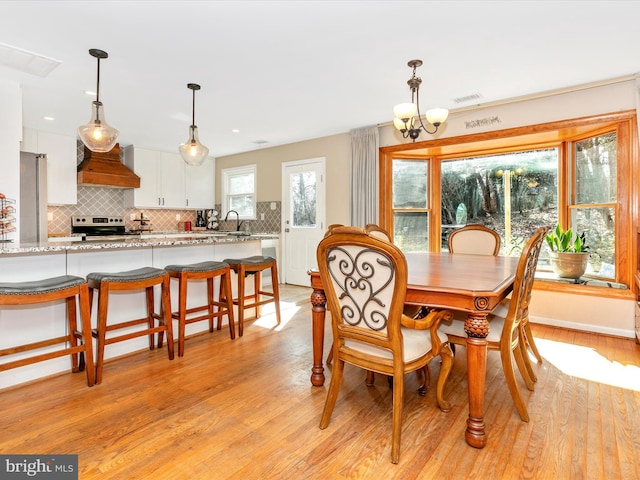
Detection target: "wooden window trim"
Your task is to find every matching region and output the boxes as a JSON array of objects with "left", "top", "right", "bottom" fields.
[{"left": 379, "top": 110, "right": 638, "bottom": 297}]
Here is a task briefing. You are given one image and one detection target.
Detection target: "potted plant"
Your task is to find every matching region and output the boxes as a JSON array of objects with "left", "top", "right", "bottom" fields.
[{"left": 545, "top": 224, "right": 590, "bottom": 279}]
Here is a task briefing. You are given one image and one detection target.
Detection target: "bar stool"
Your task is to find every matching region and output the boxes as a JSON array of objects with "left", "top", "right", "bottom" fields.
[
  {"left": 0, "top": 275, "right": 95, "bottom": 387},
  {"left": 164, "top": 261, "right": 236, "bottom": 357},
  {"left": 222, "top": 255, "right": 281, "bottom": 337},
  {"left": 87, "top": 267, "right": 174, "bottom": 384}
]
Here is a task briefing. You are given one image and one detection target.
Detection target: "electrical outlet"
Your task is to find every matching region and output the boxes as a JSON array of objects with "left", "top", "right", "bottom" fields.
[
  {"left": 270, "top": 202, "right": 276, "bottom": 210},
  {"left": 130, "top": 213, "right": 136, "bottom": 220},
  {"left": 175, "top": 214, "right": 181, "bottom": 221},
  {"left": 260, "top": 213, "right": 265, "bottom": 220},
  {"left": 47, "top": 212, "right": 53, "bottom": 221}
]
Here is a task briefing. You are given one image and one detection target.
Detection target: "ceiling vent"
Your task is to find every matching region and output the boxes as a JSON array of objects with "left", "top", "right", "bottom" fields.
[
  {"left": 0, "top": 42, "right": 61, "bottom": 77},
  {"left": 453, "top": 92, "right": 483, "bottom": 104}
]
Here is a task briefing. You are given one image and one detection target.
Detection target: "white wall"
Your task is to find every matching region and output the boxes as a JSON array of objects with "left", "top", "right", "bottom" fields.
[
  {"left": 531, "top": 290, "right": 634, "bottom": 338},
  {"left": 0, "top": 79, "right": 22, "bottom": 239}
]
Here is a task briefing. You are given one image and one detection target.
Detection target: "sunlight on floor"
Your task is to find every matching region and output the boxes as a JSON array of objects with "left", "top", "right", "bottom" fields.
[
  {"left": 536, "top": 338, "right": 640, "bottom": 391},
  {"left": 252, "top": 301, "right": 301, "bottom": 331}
]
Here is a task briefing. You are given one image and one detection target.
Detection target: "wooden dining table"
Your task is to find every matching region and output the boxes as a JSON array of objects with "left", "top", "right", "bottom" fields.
[{"left": 308, "top": 251, "right": 520, "bottom": 449}]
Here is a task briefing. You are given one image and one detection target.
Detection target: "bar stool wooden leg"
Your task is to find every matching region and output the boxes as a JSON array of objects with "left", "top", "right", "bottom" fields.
[
  {"left": 160, "top": 274, "right": 174, "bottom": 360},
  {"left": 94, "top": 281, "right": 110, "bottom": 385},
  {"left": 271, "top": 263, "right": 281, "bottom": 326}
]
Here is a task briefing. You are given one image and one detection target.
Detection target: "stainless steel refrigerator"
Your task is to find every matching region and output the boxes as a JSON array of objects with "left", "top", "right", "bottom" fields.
[{"left": 19, "top": 152, "right": 48, "bottom": 243}]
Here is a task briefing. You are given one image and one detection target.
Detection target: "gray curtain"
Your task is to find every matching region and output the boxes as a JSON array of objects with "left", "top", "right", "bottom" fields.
[{"left": 350, "top": 126, "right": 379, "bottom": 227}]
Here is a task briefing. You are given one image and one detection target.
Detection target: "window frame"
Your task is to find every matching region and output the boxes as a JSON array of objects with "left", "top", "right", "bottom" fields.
[
  {"left": 379, "top": 110, "right": 638, "bottom": 294},
  {"left": 221, "top": 164, "right": 257, "bottom": 220}
]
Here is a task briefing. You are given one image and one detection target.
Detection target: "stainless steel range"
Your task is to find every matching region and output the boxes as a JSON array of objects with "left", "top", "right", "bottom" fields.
[{"left": 71, "top": 215, "right": 140, "bottom": 241}]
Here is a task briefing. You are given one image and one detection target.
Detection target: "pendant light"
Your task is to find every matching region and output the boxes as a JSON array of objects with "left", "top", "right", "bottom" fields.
[
  {"left": 78, "top": 49, "right": 119, "bottom": 152},
  {"left": 179, "top": 83, "right": 209, "bottom": 166}
]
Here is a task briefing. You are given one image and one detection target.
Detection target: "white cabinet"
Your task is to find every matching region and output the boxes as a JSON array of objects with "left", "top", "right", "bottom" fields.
[
  {"left": 159, "top": 151, "right": 186, "bottom": 208},
  {"left": 124, "top": 146, "right": 185, "bottom": 208},
  {"left": 123, "top": 146, "right": 160, "bottom": 208},
  {"left": 185, "top": 156, "right": 215, "bottom": 209},
  {"left": 124, "top": 145, "right": 214, "bottom": 209},
  {"left": 21, "top": 128, "right": 77, "bottom": 205}
]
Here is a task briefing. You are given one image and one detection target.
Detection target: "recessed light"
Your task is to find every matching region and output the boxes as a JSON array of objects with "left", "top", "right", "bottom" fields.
[
  {"left": 84, "top": 90, "right": 96, "bottom": 96},
  {"left": 232, "top": 129, "right": 240, "bottom": 133},
  {"left": 43, "top": 116, "right": 54, "bottom": 121}
]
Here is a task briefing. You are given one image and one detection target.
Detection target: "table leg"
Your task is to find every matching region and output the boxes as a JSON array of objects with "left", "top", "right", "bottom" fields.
[
  {"left": 310, "top": 286, "right": 327, "bottom": 386},
  {"left": 464, "top": 312, "right": 489, "bottom": 448}
]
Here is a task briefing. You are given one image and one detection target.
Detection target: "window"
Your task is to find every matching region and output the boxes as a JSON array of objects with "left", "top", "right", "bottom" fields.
[
  {"left": 379, "top": 111, "right": 636, "bottom": 288},
  {"left": 570, "top": 132, "right": 617, "bottom": 277},
  {"left": 440, "top": 149, "right": 558, "bottom": 257},
  {"left": 221, "top": 165, "right": 256, "bottom": 219},
  {"left": 391, "top": 159, "right": 430, "bottom": 251}
]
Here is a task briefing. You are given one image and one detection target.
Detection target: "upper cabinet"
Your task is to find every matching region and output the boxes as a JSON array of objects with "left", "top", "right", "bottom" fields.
[
  {"left": 185, "top": 156, "right": 215, "bottom": 209},
  {"left": 123, "top": 146, "right": 214, "bottom": 209},
  {"left": 21, "top": 128, "right": 77, "bottom": 205}
]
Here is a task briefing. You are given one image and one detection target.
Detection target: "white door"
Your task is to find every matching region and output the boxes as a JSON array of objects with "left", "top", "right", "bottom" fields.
[{"left": 282, "top": 158, "right": 325, "bottom": 286}]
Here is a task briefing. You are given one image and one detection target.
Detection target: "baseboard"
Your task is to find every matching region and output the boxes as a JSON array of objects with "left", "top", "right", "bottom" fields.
[{"left": 530, "top": 315, "right": 635, "bottom": 339}]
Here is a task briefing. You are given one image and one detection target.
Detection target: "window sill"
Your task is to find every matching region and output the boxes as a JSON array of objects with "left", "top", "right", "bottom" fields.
[{"left": 533, "top": 272, "right": 633, "bottom": 300}]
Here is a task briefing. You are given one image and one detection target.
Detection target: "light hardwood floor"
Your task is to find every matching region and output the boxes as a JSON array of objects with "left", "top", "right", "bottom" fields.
[{"left": 1, "top": 284, "right": 639, "bottom": 479}]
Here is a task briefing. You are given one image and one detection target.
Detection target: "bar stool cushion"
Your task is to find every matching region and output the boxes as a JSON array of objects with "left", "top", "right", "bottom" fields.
[
  {"left": 223, "top": 255, "right": 275, "bottom": 266},
  {"left": 0, "top": 275, "right": 85, "bottom": 295},
  {"left": 87, "top": 267, "right": 166, "bottom": 284},
  {"left": 165, "top": 261, "right": 229, "bottom": 274}
]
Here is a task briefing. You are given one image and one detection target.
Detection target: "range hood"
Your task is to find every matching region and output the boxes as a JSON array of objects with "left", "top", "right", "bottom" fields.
[{"left": 77, "top": 143, "right": 140, "bottom": 188}]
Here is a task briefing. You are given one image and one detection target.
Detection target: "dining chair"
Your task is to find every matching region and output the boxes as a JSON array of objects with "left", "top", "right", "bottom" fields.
[
  {"left": 447, "top": 223, "right": 501, "bottom": 255},
  {"left": 447, "top": 223, "right": 543, "bottom": 379},
  {"left": 438, "top": 226, "right": 548, "bottom": 422},
  {"left": 317, "top": 226, "right": 454, "bottom": 463},
  {"left": 326, "top": 224, "right": 423, "bottom": 366}
]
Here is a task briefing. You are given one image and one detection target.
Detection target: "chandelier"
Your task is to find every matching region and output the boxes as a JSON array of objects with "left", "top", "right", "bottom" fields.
[
  {"left": 78, "top": 49, "right": 119, "bottom": 152},
  {"left": 179, "top": 83, "right": 209, "bottom": 166},
  {"left": 393, "top": 59, "right": 448, "bottom": 142}
]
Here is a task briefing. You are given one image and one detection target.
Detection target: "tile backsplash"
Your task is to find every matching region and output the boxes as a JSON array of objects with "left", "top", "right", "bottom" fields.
[{"left": 48, "top": 187, "right": 281, "bottom": 235}]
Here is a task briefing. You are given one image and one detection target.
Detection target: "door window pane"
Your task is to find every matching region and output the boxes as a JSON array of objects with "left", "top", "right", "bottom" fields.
[{"left": 290, "top": 171, "right": 316, "bottom": 227}]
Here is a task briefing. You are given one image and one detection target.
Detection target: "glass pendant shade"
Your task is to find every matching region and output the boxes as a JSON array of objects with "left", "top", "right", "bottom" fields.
[
  {"left": 179, "top": 125, "right": 209, "bottom": 166},
  {"left": 425, "top": 107, "right": 449, "bottom": 126},
  {"left": 393, "top": 116, "right": 414, "bottom": 131},
  {"left": 77, "top": 101, "right": 119, "bottom": 152},
  {"left": 393, "top": 102, "right": 417, "bottom": 121}
]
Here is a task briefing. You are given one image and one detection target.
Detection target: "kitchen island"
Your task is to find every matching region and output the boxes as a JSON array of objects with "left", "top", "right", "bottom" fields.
[{"left": 0, "top": 233, "right": 278, "bottom": 389}]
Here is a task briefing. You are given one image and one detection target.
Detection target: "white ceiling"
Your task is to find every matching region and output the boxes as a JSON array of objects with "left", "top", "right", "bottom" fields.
[{"left": 1, "top": 1, "right": 639, "bottom": 158}]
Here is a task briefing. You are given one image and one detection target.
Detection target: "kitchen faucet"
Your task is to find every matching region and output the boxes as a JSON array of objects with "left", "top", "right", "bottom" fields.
[{"left": 224, "top": 210, "right": 243, "bottom": 231}]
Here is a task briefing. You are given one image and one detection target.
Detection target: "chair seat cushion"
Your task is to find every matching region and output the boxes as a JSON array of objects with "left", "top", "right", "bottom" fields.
[
  {"left": 0, "top": 275, "right": 85, "bottom": 295},
  {"left": 87, "top": 267, "right": 166, "bottom": 284},
  {"left": 345, "top": 327, "right": 448, "bottom": 363},
  {"left": 439, "top": 311, "right": 505, "bottom": 343},
  {"left": 164, "top": 261, "right": 229, "bottom": 274}
]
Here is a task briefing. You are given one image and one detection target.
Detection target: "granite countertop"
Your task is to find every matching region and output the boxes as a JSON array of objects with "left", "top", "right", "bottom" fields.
[{"left": 0, "top": 232, "right": 279, "bottom": 256}]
